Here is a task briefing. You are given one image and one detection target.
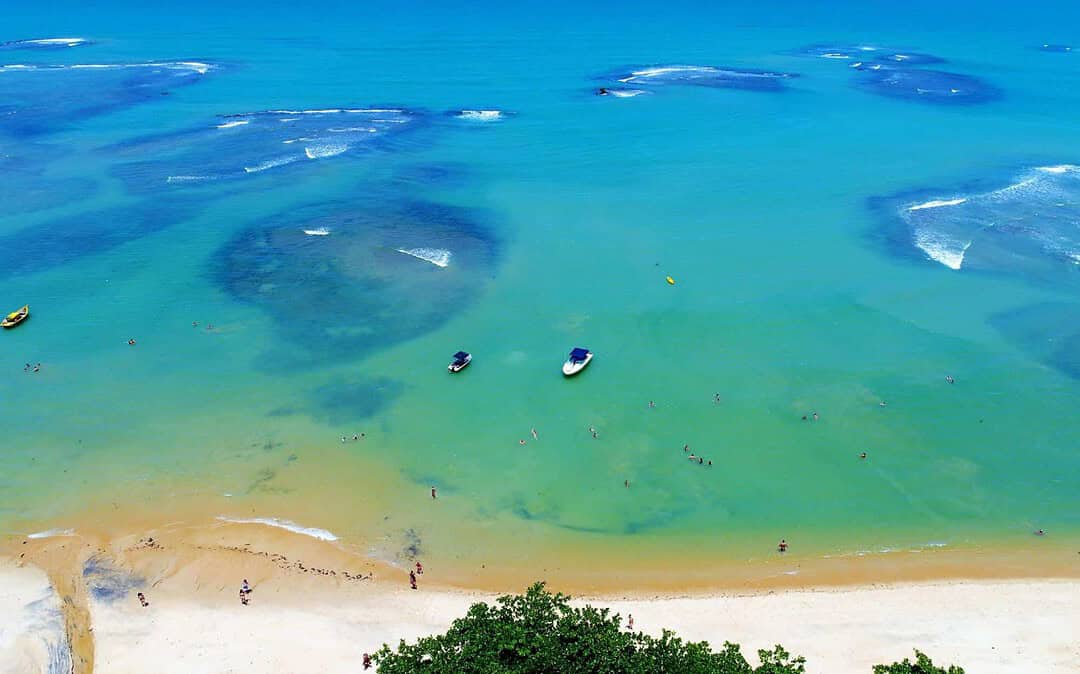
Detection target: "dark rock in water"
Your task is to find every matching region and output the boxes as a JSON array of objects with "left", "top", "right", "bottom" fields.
[
  {"left": 850, "top": 63, "right": 1000, "bottom": 104},
  {"left": 0, "top": 37, "right": 93, "bottom": 50},
  {"left": 82, "top": 556, "right": 143, "bottom": 603},
  {"left": 0, "top": 61, "right": 214, "bottom": 136},
  {"left": 212, "top": 199, "right": 499, "bottom": 367},
  {"left": 989, "top": 303, "right": 1080, "bottom": 379},
  {"left": 597, "top": 64, "right": 798, "bottom": 92},
  {"left": 0, "top": 198, "right": 200, "bottom": 280},
  {"left": 1039, "top": 44, "right": 1074, "bottom": 53},
  {"left": 109, "top": 107, "right": 429, "bottom": 193},
  {"left": 869, "top": 164, "right": 1080, "bottom": 285}
]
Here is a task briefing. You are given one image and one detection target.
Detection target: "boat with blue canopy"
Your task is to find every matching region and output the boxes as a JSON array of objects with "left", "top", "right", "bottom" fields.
[
  {"left": 448, "top": 350, "right": 472, "bottom": 373},
  {"left": 562, "top": 347, "right": 593, "bottom": 376}
]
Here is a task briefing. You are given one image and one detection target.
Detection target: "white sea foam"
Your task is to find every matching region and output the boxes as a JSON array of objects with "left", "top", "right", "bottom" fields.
[
  {"left": 1036, "top": 164, "right": 1079, "bottom": 174},
  {"left": 619, "top": 65, "right": 713, "bottom": 82},
  {"left": 27, "top": 528, "right": 75, "bottom": 539},
  {"left": 304, "top": 143, "right": 348, "bottom": 159},
  {"left": 216, "top": 120, "right": 249, "bottom": 129},
  {"left": 821, "top": 53, "right": 851, "bottom": 59},
  {"left": 1, "top": 61, "right": 212, "bottom": 75},
  {"left": 215, "top": 516, "right": 339, "bottom": 541},
  {"left": 166, "top": 175, "right": 215, "bottom": 183},
  {"left": 457, "top": 109, "right": 503, "bottom": 121},
  {"left": 397, "top": 247, "right": 452, "bottom": 268},
  {"left": 611, "top": 89, "right": 647, "bottom": 98},
  {"left": 303, "top": 228, "right": 330, "bottom": 236},
  {"left": 914, "top": 230, "right": 971, "bottom": 270},
  {"left": 19, "top": 37, "right": 88, "bottom": 47},
  {"left": 907, "top": 197, "right": 968, "bottom": 211},
  {"left": 243, "top": 156, "right": 299, "bottom": 173}
]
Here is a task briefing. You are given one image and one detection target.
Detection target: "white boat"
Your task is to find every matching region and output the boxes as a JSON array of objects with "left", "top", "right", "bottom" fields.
[
  {"left": 562, "top": 347, "right": 593, "bottom": 376},
  {"left": 448, "top": 351, "right": 471, "bottom": 373}
]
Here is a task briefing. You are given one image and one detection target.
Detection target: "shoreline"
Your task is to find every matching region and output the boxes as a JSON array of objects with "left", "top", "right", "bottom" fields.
[
  {"left": 2, "top": 522, "right": 1078, "bottom": 673},
  {"left": 4, "top": 506, "right": 1077, "bottom": 597}
]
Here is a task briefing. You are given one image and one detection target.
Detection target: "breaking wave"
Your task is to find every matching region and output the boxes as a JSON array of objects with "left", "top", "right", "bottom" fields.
[
  {"left": 397, "top": 247, "right": 452, "bottom": 267},
  {"left": 215, "top": 516, "right": 339, "bottom": 541},
  {"left": 882, "top": 164, "right": 1080, "bottom": 276}
]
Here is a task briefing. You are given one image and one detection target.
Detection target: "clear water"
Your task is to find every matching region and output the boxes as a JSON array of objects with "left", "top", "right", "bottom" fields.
[{"left": 2, "top": 0, "right": 1078, "bottom": 580}]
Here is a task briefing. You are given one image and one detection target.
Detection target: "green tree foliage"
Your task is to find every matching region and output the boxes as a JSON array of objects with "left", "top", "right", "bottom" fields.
[
  {"left": 872, "top": 650, "right": 965, "bottom": 674},
  {"left": 371, "top": 582, "right": 806, "bottom": 673}
]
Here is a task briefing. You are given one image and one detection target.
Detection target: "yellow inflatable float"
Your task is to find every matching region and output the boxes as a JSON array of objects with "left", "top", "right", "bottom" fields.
[{"left": 666, "top": 276, "right": 675, "bottom": 285}]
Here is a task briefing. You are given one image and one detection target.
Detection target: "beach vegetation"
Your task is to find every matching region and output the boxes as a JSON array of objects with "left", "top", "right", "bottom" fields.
[
  {"left": 872, "top": 650, "right": 965, "bottom": 673},
  {"left": 371, "top": 582, "right": 807, "bottom": 673}
]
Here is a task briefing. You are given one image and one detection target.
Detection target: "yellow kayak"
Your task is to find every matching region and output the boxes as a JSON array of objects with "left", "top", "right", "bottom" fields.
[
  {"left": 666, "top": 276, "right": 675, "bottom": 285},
  {"left": 2, "top": 305, "right": 29, "bottom": 328}
]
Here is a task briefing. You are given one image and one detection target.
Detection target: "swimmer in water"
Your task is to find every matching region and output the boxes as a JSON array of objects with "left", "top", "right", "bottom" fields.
[
  {"left": 688, "top": 454, "right": 697, "bottom": 460},
  {"left": 648, "top": 401, "right": 655, "bottom": 408},
  {"left": 1034, "top": 529, "right": 1045, "bottom": 536},
  {"left": 683, "top": 444, "right": 689, "bottom": 452},
  {"left": 597, "top": 87, "right": 609, "bottom": 96},
  {"left": 945, "top": 375, "right": 955, "bottom": 384},
  {"left": 531, "top": 428, "right": 538, "bottom": 440},
  {"left": 860, "top": 452, "right": 867, "bottom": 459},
  {"left": 812, "top": 412, "right": 819, "bottom": 421},
  {"left": 519, "top": 439, "right": 526, "bottom": 445},
  {"left": 128, "top": 339, "right": 136, "bottom": 346}
]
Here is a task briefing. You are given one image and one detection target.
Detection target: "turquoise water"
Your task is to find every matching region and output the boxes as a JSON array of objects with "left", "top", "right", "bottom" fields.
[{"left": 2, "top": 1, "right": 1078, "bottom": 577}]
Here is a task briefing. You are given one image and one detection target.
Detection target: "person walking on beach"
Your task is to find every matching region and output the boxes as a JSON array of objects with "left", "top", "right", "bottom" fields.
[
  {"left": 778, "top": 539, "right": 788, "bottom": 553},
  {"left": 240, "top": 588, "right": 249, "bottom": 605},
  {"left": 363, "top": 653, "right": 372, "bottom": 670},
  {"left": 409, "top": 570, "right": 418, "bottom": 590},
  {"left": 416, "top": 561, "right": 423, "bottom": 575},
  {"left": 628, "top": 614, "right": 634, "bottom": 630},
  {"left": 241, "top": 579, "right": 251, "bottom": 595},
  {"left": 136, "top": 592, "right": 149, "bottom": 607}
]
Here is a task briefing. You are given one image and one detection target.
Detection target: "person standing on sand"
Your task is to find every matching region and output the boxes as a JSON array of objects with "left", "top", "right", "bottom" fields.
[
  {"left": 241, "top": 579, "right": 251, "bottom": 595},
  {"left": 363, "top": 653, "right": 372, "bottom": 670},
  {"left": 778, "top": 539, "right": 788, "bottom": 553},
  {"left": 628, "top": 614, "right": 634, "bottom": 630},
  {"left": 431, "top": 486, "right": 437, "bottom": 499},
  {"left": 416, "top": 561, "right": 423, "bottom": 575},
  {"left": 409, "top": 570, "right": 418, "bottom": 590}
]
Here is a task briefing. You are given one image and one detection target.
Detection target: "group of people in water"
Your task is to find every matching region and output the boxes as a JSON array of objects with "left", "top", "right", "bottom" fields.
[{"left": 22, "top": 362, "right": 41, "bottom": 373}]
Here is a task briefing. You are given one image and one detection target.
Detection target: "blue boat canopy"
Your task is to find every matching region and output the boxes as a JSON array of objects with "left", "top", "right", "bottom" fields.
[
  {"left": 569, "top": 347, "right": 590, "bottom": 361},
  {"left": 453, "top": 351, "right": 470, "bottom": 360}
]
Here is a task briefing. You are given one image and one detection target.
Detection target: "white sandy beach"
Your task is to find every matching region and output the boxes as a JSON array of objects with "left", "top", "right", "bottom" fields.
[{"left": 2, "top": 536, "right": 1078, "bottom": 674}]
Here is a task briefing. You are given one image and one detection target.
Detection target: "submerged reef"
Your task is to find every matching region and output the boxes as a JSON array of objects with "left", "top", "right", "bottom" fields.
[
  {"left": 791, "top": 43, "right": 999, "bottom": 105},
  {"left": 212, "top": 199, "right": 499, "bottom": 368},
  {"left": 0, "top": 61, "right": 214, "bottom": 136},
  {"left": 110, "top": 107, "right": 429, "bottom": 192},
  {"left": 595, "top": 64, "right": 798, "bottom": 94}
]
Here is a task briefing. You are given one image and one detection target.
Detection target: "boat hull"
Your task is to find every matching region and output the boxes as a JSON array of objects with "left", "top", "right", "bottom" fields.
[
  {"left": 562, "top": 353, "right": 593, "bottom": 376},
  {"left": 1, "top": 305, "right": 28, "bottom": 329}
]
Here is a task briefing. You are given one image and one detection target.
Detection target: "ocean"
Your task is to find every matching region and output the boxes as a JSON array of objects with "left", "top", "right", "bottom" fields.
[{"left": 2, "top": 0, "right": 1078, "bottom": 587}]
